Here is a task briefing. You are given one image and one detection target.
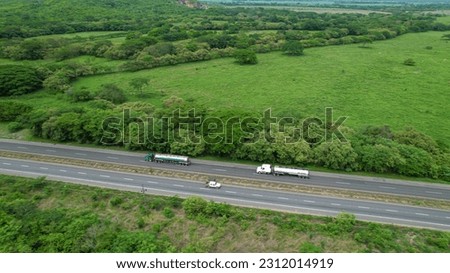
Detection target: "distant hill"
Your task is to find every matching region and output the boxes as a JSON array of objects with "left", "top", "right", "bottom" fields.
[{"left": 0, "top": 0, "right": 188, "bottom": 38}]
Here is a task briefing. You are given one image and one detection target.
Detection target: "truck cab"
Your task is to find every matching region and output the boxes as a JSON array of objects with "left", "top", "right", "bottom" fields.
[{"left": 256, "top": 164, "right": 272, "bottom": 174}]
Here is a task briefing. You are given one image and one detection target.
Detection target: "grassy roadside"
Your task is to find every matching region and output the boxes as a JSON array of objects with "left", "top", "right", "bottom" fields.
[{"left": 0, "top": 174, "right": 448, "bottom": 252}]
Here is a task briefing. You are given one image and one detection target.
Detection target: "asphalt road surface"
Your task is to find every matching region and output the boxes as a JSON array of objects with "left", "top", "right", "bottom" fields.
[
  {"left": 1, "top": 157, "right": 449, "bottom": 231},
  {"left": 0, "top": 139, "right": 449, "bottom": 201}
]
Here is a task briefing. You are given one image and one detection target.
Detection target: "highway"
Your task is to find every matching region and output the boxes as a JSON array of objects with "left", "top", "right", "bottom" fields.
[
  {"left": 0, "top": 139, "right": 449, "bottom": 201},
  {"left": 1, "top": 157, "right": 450, "bottom": 231}
]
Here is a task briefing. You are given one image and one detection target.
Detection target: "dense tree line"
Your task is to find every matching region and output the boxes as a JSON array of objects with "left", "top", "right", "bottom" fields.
[{"left": 4, "top": 99, "right": 448, "bottom": 181}]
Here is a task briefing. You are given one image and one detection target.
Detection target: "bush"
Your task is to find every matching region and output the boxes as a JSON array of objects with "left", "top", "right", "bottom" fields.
[
  {"left": 110, "top": 196, "right": 123, "bottom": 207},
  {"left": 0, "top": 101, "right": 32, "bottom": 121},
  {"left": 67, "top": 88, "right": 93, "bottom": 102},
  {"left": 403, "top": 58, "right": 416, "bottom": 66},
  {"left": 234, "top": 49, "right": 257, "bottom": 65},
  {"left": 7, "top": 122, "right": 23, "bottom": 133},
  {"left": 0, "top": 65, "right": 43, "bottom": 96},
  {"left": 182, "top": 196, "right": 208, "bottom": 218},
  {"left": 163, "top": 207, "right": 175, "bottom": 218},
  {"left": 98, "top": 84, "right": 127, "bottom": 104}
]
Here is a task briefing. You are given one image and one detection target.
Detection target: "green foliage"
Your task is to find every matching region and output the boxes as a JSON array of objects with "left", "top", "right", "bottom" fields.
[
  {"left": 110, "top": 196, "right": 124, "bottom": 207},
  {"left": 282, "top": 40, "right": 304, "bottom": 56},
  {"left": 234, "top": 49, "right": 258, "bottom": 65},
  {"left": 0, "top": 65, "right": 43, "bottom": 96},
  {"left": 182, "top": 196, "right": 208, "bottom": 218},
  {"left": 326, "top": 213, "right": 356, "bottom": 236},
  {"left": 0, "top": 101, "right": 32, "bottom": 121},
  {"left": 354, "top": 223, "right": 400, "bottom": 252},
  {"left": 359, "top": 144, "right": 404, "bottom": 173},
  {"left": 67, "top": 88, "right": 94, "bottom": 102},
  {"left": 129, "top": 77, "right": 150, "bottom": 97},
  {"left": 403, "top": 58, "right": 416, "bottom": 66},
  {"left": 299, "top": 242, "right": 323, "bottom": 253},
  {"left": 163, "top": 207, "right": 175, "bottom": 219},
  {"left": 7, "top": 121, "right": 23, "bottom": 133},
  {"left": 98, "top": 83, "right": 127, "bottom": 104},
  {"left": 313, "top": 142, "right": 359, "bottom": 171}
]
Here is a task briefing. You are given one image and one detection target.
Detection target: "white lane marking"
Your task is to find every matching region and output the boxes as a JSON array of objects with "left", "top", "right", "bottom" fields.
[
  {"left": 2, "top": 163, "right": 11, "bottom": 165},
  {"left": 426, "top": 191, "right": 442, "bottom": 195},
  {"left": 107, "top": 156, "right": 119, "bottom": 160},
  {"left": 45, "top": 149, "right": 56, "bottom": 152},
  {"left": 139, "top": 160, "right": 146, "bottom": 163},
  {"left": 278, "top": 197, "right": 289, "bottom": 200},
  {"left": 146, "top": 181, "right": 158, "bottom": 184},
  {"left": 59, "top": 170, "right": 67, "bottom": 172},
  {"left": 331, "top": 203, "right": 341, "bottom": 206},
  {"left": 385, "top": 209, "right": 398, "bottom": 213},
  {"left": 21, "top": 165, "right": 29, "bottom": 168},
  {"left": 75, "top": 153, "right": 86, "bottom": 156},
  {"left": 358, "top": 206, "right": 370, "bottom": 209},
  {"left": 213, "top": 168, "right": 227, "bottom": 172},
  {"left": 252, "top": 194, "right": 263, "bottom": 197},
  {"left": 335, "top": 181, "right": 350, "bottom": 185},
  {"left": 123, "top": 178, "right": 133, "bottom": 181},
  {"left": 303, "top": 200, "right": 315, "bottom": 203},
  {"left": 39, "top": 167, "right": 48, "bottom": 170},
  {"left": 17, "top": 146, "right": 28, "bottom": 149},
  {"left": 446, "top": 217, "right": 450, "bottom": 220},
  {"left": 173, "top": 184, "right": 184, "bottom": 187},
  {"left": 226, "top": 191, "right": 237, "bottom": 194},
  {"left": 77, "top": 172, "right": 87, "bottom": 175},
  {"left": 415, "top": 213, "right": 429, "bottom": 217},
  {"left": 380, "top": 186, "right": 396, "bottom": 190},
  {"left": 100, "top": 175, "right": 110, "bottom": 178}
]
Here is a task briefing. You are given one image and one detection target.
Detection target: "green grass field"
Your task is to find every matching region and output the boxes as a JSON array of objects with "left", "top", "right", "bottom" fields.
[{"left": 70, "top": 31, "right": 450, "bottom": 145}]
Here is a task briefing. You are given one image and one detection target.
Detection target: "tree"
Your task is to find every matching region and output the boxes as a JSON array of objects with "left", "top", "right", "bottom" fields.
[
  {"left": 234, "top": 49, "right": 257, "bottom": 65},
  {"left": 359, "top": 144, "right": 404, "bottom": 173},
  {"left": 282, "top": 40, "right": 304, "bottom": 56},
  {"left": 98, "top": 84, "right": 127, "bottom": 104},
  {"left": 129, "top": 78, "right": 149, "bottom": 97},
  {"left": 313, "top": 141, "right": 358, "bottom": 171},
  {"left": 0, "top": 65, "right": 43, "bottom": 96}
]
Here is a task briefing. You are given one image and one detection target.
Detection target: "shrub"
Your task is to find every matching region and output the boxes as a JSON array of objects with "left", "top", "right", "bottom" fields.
[
  {"left": 0, "top": 65, "right": 43, "bottom": 96},
  {"left": 7, "top": 122, "right": 23, "bottom": 133},
  {"left": 0, "top": 101, "right": 32, "bottom": 121},
  {"left": 234, "top": 49, "right": 257, "bottom": 65},
  {"left": 403, "top": 58, "right": 416, "bottom": 66},
  {"left": 98, "top": 84, "right": 127, "bottom": 104},
  {"left": 110, "top": 196, "right": 123, "bottom": 207},
  {"left": 163, "top": 207, "right": 175, "bottom": 219},
  {"left": 67, "top": 88, "right": 93, "bottom": 102},
  {"left": 299, "top": 242, "right": 322, "bottom": 253}
]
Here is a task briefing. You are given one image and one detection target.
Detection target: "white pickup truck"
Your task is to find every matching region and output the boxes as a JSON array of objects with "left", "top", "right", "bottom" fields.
[{"left": 205, "top": 180, "right": 222, "bottom": 189}]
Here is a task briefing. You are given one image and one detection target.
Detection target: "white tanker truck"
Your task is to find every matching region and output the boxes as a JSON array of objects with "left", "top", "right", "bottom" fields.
[
  {"left": 144, "top": 152, "right": 191, "bottom": 166},
  {"left": 256, "top": 164, "right": 309, "bottom": 178}
]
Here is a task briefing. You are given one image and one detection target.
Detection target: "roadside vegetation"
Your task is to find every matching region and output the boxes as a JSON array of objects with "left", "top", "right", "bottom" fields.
[
  {"left": 0, "top": 175, "right": 449, "bottom": 252},
  {"left": 0, "top": 0, "right": 450, "bottom": 182}
]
